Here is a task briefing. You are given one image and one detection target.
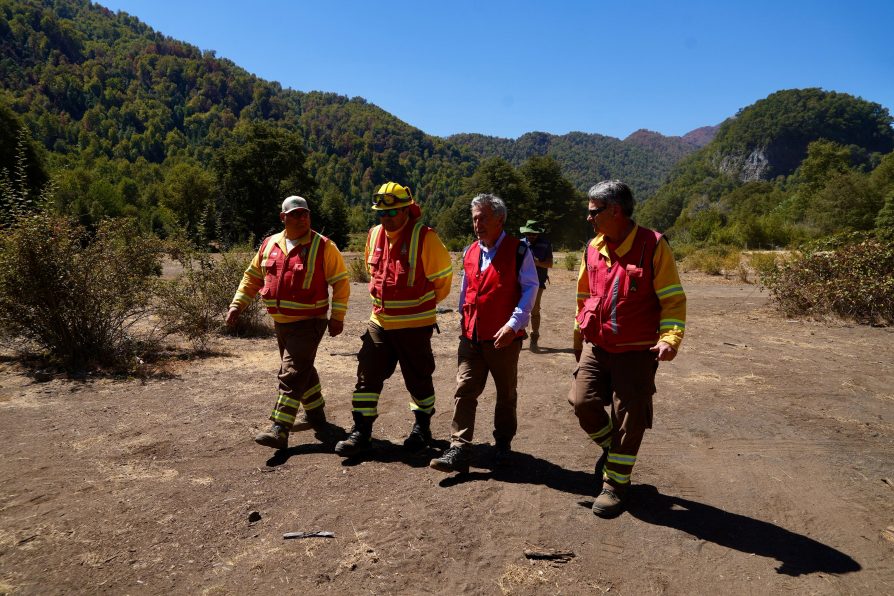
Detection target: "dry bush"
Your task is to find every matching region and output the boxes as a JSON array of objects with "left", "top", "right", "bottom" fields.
[
  {"left": 747, "top": 251, "right": 783, "bottom": 287},
  {"left": 0, "top": 214, "right": 164, "bottom": 371},
  {"left": 763, "top": 238, "right": 894, "bottom": 325},
  {"left": 682, "top": 246, "right": 742, "bottom": 277},
  {"left": 155, "top": 242, "right": 270, "bottom": 349},
  {"left": 347, "top": 256, "right": 370, "bottom": 283}
]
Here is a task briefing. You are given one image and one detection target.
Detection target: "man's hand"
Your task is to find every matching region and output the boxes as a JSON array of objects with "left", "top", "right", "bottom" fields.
[
  {"left": 492, "top": 325, "right": 516, "bottom": 349},
  {"left": 225, "top": 306, "right": 240, "bottom": 327},
  {"left": 328, "top": 318, "right": 344, "bottom": 337},
  {"left": 650, "top": 341, "right": 677, "bottom": 361}
]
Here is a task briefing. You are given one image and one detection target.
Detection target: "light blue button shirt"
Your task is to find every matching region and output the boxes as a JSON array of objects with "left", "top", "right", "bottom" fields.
[{"left": 458, "top": 231, "right": 539, "bottom": 335}]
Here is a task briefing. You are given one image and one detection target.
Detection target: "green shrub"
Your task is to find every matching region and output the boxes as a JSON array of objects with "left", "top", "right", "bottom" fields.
[
  {"left": 155, "top": 241, "right": 270, "bottom": 348},
  {"left": 347, "top": 256, "right": 370, "bottom": 283},
  {"left": 443, "top": 236, "right": 470, "bottom": 252},
  {"left": 562, "top": 252, "right": 579, "bottom": 271},
  {"left": 763, "top": 238, "right": 894, "bottom": 325},
  {"left": 0, "top": 214, "right": 164, "bottom": 371}
]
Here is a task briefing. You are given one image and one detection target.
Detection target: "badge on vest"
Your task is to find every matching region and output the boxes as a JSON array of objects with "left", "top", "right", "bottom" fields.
[{"left": 626, "top": 264, "right": 643, "bottom": 292}]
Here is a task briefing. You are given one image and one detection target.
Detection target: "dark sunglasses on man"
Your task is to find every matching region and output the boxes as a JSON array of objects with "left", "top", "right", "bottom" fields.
[
  {"left": 376, "top": 207, "right": 404, "bottom": 218},
  {"left": 588, "top": 204, "right": 609, "bottom": 218}
]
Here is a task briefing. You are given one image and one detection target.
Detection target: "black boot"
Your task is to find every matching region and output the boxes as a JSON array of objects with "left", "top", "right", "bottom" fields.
[
  {"left": 334, "top": 412, "right": 373, "bottom": 456},
  {"left": 429, "top": 444, "right": 471, "bottom": 474},
  {"left": 403, "top": 409, "right": 433, "bottom": 453}
]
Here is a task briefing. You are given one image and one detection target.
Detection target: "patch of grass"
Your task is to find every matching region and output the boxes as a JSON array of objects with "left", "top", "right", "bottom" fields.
[{"left": 681, "top": 245, "right": 742, "bottom": 277}]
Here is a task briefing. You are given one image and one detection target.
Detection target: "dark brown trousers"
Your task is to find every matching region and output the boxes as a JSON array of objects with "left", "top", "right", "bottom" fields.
[
  {"left": 269, "top": 318, "right": 328, "bottom": 429},
  {"left": 569, "top": 345, "right": 658, "bottom": 485}
]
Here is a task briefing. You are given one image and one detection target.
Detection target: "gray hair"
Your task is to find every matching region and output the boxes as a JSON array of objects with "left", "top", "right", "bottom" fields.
[
  {"left": 587, "top": 180, "right": 635, "bottom": 218},
  {"left": 470, "top": 193, "right": 507, "bottom": 221}
]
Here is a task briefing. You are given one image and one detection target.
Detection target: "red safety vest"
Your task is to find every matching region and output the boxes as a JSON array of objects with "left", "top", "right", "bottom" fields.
[
  {"left": 367, "top": 219, "right": 437, "bottom": 325},
  {"left": 576, "top": 226, "right": 662, "bottom": 351},
  {"left": 258, "top": 231, "right": 330, "bottom": 317},
  {"left": 461, "top": 236, "right": 524, "bottom": 341}
]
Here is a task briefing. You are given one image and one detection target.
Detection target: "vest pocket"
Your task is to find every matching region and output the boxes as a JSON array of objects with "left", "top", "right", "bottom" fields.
[{"left": 575, "top": 298, "right": 602, "bottom": 340}]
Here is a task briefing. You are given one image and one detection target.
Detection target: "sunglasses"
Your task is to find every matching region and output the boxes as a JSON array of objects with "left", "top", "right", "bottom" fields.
[
  {"left": 372, "top": 193, "right": 410, "bottom": 208},
  {"left": 588, "top": 205, "right": 609, "bottom": 218},
  {"left": 376, "top": 207, "right": 403, "bottom": 217}
]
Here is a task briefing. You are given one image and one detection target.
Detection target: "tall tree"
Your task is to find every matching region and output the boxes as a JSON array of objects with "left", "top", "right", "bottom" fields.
[
  {"left": 213, "top": 121, "right": 316, "bottom": 244},
  {"left": 518, "top": 155, "right": 584, "bottom": 246}
]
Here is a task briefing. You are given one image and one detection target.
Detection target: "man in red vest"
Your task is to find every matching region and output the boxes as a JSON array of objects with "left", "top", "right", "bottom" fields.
[
  {"left": 429, "top": 193, "right": 539, "bottom": 473},
  {"left": 227, "top": 195, "right": 350, "bottom": 451},
  {"left": 571, "top": 180, "right": 686, "bottom": 517},
  {"left": 334, "top": 182, "right": 453, "bottom": 457}
]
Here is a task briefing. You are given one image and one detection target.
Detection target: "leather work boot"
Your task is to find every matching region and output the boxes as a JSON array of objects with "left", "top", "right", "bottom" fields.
[
  {"left": 429, "top": 445, "right": 471, "bottom": 474},
  {"left": 403, "top": 410, "right": 434, "bottom": 453},
  {"left": 334, "top": 412, "right": 373, "bottom": 457},
  {"left": 594, "top": 449, "right": 608, "bottom": 494},
  {"left": 493, "top": 439, "right": 512, "bottom": 467},
  {"left": 592, "top": 483, "right": 628, "bottom": 518},
  {"left": 254, "top": 423, "right": 289, "bottom": 450}
]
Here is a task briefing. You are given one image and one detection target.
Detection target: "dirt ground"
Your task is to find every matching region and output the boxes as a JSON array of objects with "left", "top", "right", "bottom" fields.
[{"left": 1, "top": 258, "right": 892, "bottom": 595}]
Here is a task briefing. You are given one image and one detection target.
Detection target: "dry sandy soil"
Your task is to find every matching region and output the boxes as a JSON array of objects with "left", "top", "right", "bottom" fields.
[{"left": 1, "top": 259, "right": 892, "bottom": 595}]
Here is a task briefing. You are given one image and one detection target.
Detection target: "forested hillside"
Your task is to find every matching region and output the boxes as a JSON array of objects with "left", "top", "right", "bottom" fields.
[
  {"left": 448, "top": 128, "right": 708, "bottom": 200},
  {"left": 637, "top": 89, "right": 894, "bottom": 248},
  {"left": 0, "top": 0, "right": 698, "bottom": 247}
]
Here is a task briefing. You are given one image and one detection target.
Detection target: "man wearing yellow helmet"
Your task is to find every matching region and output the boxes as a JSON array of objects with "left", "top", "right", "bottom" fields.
[{"left": 334, "top": 182, "right": 454, "bottom": 457}]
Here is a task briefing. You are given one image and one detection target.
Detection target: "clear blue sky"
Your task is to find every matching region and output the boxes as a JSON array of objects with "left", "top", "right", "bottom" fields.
[{"left": 97, "top": 0, "right": 894, "bottom": 140}]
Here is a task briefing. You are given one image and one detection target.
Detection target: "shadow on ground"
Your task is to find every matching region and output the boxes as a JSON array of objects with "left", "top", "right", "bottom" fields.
[
  {"left": 435, "top": 447, "right": 595, "bottom": 497},
  {"left": 624, "top": 485, "right": 862, "bottom": 576}
]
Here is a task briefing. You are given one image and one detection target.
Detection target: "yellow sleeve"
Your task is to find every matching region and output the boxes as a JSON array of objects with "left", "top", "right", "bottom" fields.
[
  {"left": 422, "top": 230, "right": 453, "bottom": 304},
  {"left": 230, "top": 247, "right": 264, "bottom": 311},
  {"left": 652, "top": 238, "right": 686, "bottom": 350},
  {"left": 324, "top": 241, "right": 350, "bottom": 321}
]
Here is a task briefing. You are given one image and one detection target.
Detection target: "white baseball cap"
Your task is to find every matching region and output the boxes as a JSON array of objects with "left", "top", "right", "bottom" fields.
[{"left": 281, "top": 196, "right": 309, "bottom": 213}]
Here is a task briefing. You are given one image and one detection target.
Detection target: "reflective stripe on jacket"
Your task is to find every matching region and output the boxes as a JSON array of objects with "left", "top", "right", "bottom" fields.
[
  {"left": 259, "top": 231, "right": 330, "bottom": 317},
  {"left": 367, "top": 219, "right": 437, "bottom": 326}
]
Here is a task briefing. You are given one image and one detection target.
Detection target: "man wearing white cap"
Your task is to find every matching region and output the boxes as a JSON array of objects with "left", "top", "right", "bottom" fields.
[{"left": 227, "top": 195, "right": 350, "bottom": 451}]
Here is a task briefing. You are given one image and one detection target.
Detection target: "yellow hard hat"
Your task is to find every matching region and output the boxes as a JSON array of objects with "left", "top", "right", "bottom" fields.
[{"left": 372, "top": 181, "right": 414, "bottom": 210}]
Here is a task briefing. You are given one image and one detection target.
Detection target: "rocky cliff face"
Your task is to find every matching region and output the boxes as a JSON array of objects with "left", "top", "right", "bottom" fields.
[{"left": 716, "top": 147, "right": 771, "bottom": 182}]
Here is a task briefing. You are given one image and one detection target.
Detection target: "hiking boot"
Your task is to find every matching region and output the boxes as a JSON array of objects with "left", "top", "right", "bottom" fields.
[
  {"left": 429, "top": 445, "right": 470, "bottom": 474},
  {"left": 403, "top": 410, "right": 433, "bottom": 453},
  {"left": 592, "top": 483, "right": 628, "bottom": 518},
  {"left": 493, "top": 439, "right": 512, "bottom": 467},
  {"left": 255, "top": 423, "right": 289, "bottom": 450},
  {"left": 334, "top": 412, "right": 373, "bottom": 457},
  {"left": 594, "top": 449, "right": 608, "bottom": 494}
]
